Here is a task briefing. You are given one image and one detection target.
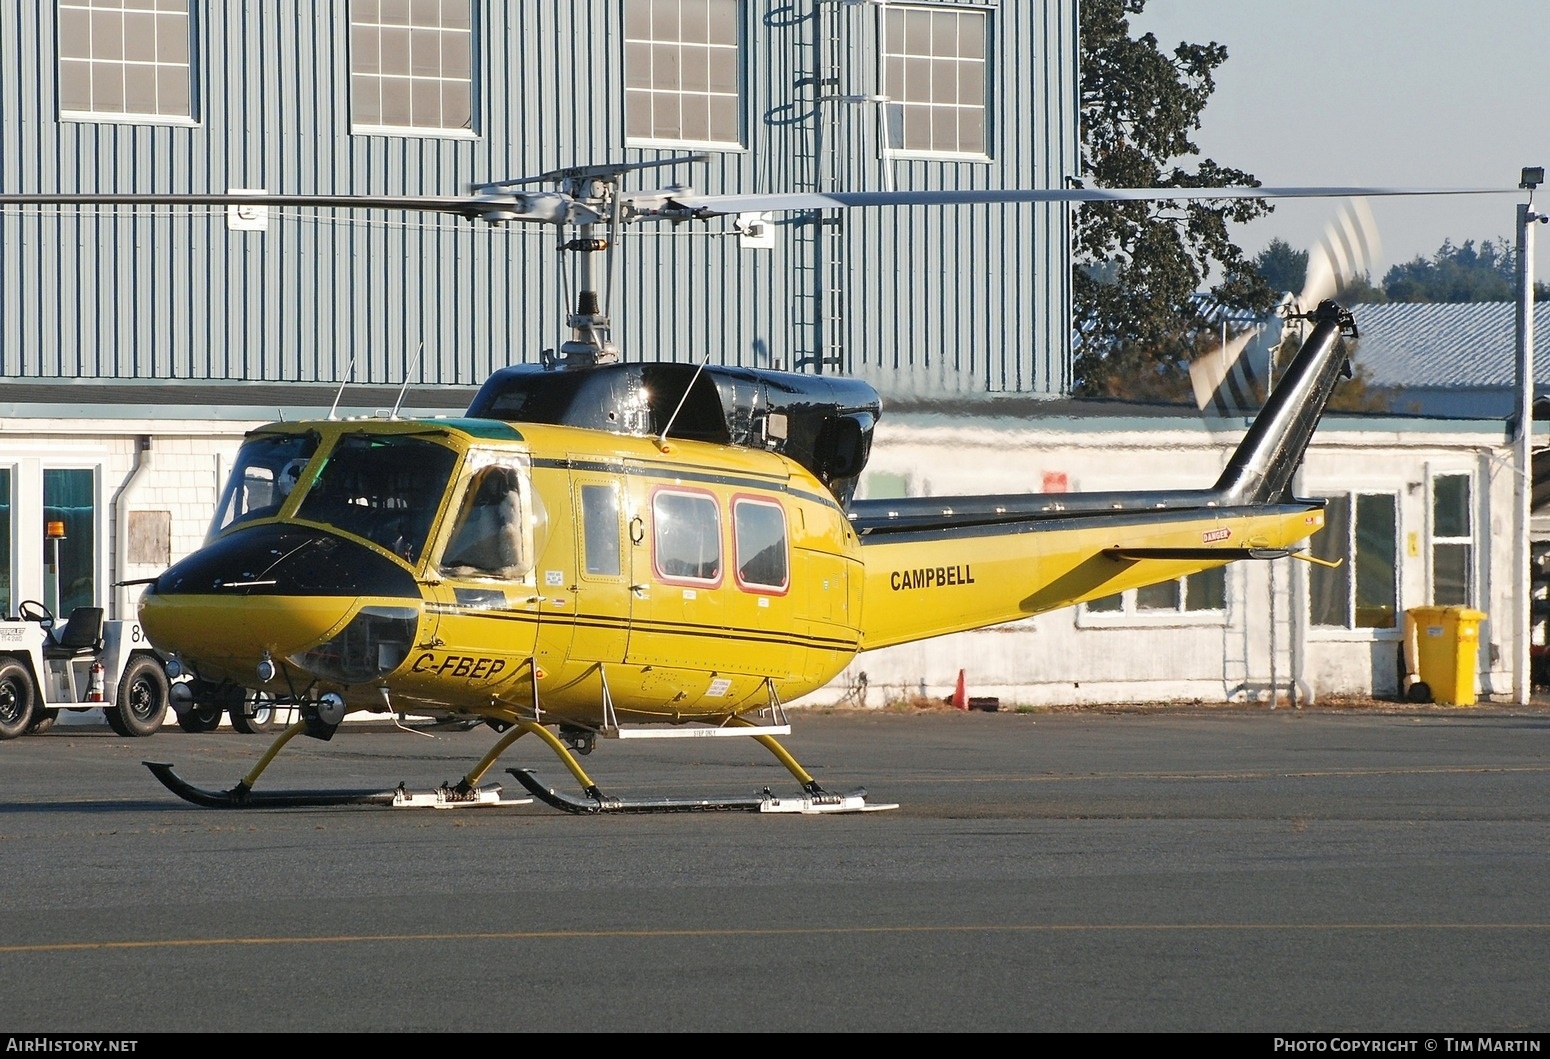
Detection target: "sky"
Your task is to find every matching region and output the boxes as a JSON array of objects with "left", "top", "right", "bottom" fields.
[{"left": 1132, "top": 0, "right": 1549, "bottom": 284}]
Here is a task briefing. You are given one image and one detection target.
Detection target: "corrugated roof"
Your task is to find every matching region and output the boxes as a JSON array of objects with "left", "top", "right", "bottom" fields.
[{"left": 1348, "top": 302, "right": 1550, "bottom": 389}]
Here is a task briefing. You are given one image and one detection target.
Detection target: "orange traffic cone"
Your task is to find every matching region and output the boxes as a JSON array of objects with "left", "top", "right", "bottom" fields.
[{"left": 952, "top": 670, "right": 968, "bottom": 710}]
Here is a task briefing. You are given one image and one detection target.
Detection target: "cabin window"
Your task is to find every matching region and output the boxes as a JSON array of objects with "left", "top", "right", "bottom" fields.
[
  {"left": 624, "top": 0, "right": 743, "bottom": 148},
  {"left": 58, "top": 0, "right": 194, "bottom": 122},
  {"left": 1310, "top": 493, "right": 1398, "bottom": 630},
  {"left": 350, "top": 0, "right": 474, "bottom": 135},
  {"left": 0, "top": 467, "right": 11, "bottom": 617},
  {"left": 882, "top": 4, "right": 989, "bottom": 158},
  {"left": 579, "top": 483, "right": 622, "bottom": 578},
  {"left": 297, "top": 434, "right": 459, "bottom": 564},
  {"left": 210, "top": 432, "right": 320, "bottom": 539},
  {"left": 1083, "top": 568, "right": 1226, "bottom": 619},
  {"left": 1430, "top": 473, "right": 1473, "bottom": 606},
  {"left": 440, "top": 462, "right": 535, "bottom": 580},
  {"left": 43, "top": 468, "right": 97, "bottom": 615},
  {"left": 653, "top": 489, "right": 721, "bottom": 583},
  {"left": 733, "top": 497, "right": 788, "bottom": 592}
]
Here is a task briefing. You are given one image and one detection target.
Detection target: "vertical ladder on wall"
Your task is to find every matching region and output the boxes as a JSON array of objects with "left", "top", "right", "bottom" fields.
[
  {"left": 792, "top": 1, "right": 848, "bottom": 374},
  {"left": 1222, "top": 565, "right": 1252, "bottom": 702},
  {"left": 1222, "top": 560, "right": 1299, "bottom": 705}
]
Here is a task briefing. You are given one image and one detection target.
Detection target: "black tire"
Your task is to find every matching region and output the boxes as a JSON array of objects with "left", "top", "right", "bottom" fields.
[
  {"left": 229, "top": 691, "right": 278, "bottom": 735},
  {"left": 0, "top": 658, "right": 37, "bottom": 740},
  {"left": 106, "top": 655, "right": 170, "bottom": 737},
  {"left": 26, "top": 708, "right": 59, "bottom": 735},
  {"left": 175, "top": 699, "right": 223, "bottom": 733}
]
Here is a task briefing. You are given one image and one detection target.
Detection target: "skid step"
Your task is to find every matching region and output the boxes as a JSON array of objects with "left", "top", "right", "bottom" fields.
[
  {"left": 603, "top": 722, "right": 791, "bottom": 739},
  {"left": 391, "top": 783, "right": 533, "bottom": 810},
  {"left": 759, "top": 789, "right": 898, "bottom": 814}
]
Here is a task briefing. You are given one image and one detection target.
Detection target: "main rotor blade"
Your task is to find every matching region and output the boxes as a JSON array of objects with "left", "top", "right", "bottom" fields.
[
  {"left": 0, "top": 190, "right": 585, "bottom": 224},
  {"left": 663, "top": 185, "right": 1516, "bottom": 217}
]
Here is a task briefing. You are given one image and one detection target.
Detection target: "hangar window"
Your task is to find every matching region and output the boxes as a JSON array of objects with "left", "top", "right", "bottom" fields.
[
  {"left": 1082, "top": 567, "right": 1226, "bottom": 622},
  {"left": 350, "top": 0, "right": 474, "bottom": 135},
  {"left": 1310, "top": 493, "right": 1398, "bottom": 630},
  {"left": 1430, "top": 473, "right": 1473, "bottom": 606},
  {"left": 0, "top": 468, "right": 11, "bottom": 617},
  {"left": 43, "top": 468, "right": 98, "bottom": 615},
  {"left": 58, "top": 0, "right": 194, "bottom": 122},
  {"left": 882, "top": 4, "right": 989, "bottom": 158},
  {"left": 624, "top": 0, "right": 743, "bottom": 148}
]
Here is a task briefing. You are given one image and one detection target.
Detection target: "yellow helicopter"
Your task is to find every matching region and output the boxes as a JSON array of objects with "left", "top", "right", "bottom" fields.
[{"left": 0, "top": 164, "right": 1515, "bottom": 813}]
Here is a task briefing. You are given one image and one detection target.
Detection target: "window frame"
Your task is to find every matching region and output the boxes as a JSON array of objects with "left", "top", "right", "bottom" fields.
[
  {"left": 651, "top": 487, "right": 724, "bottom": 588},
  {"left": 0, "top": 466, "right": 12, "bottom": 619},
  {"left": 1307, "top": 491, "right": 1401, "bottom": 636},
  {"left": 731, "top": 494, "right": 789, "bottom": 596},
  {"left": 1428, "top": 469, "right": 1474, "bottom": 607},
  {"left": 41, "top": 464, "right": 102, "bottom": 616},
  {"left": 623, "top": 0, "right": 745, "bottom": 150},
  {"left": 1077, "top": 567, "right": 1229, "bottom": 628},
  {"left": 577, "top": 480, "right": 625, "bottom": 582},
  {"left": 348, "top": 0, "right": 477, "bottom": 138},
  {"left": 880, "top": 1, "right": 992, "bottom": 161},
  {"left": 56, "top": 0, "right": 198, "bottom": 126}
]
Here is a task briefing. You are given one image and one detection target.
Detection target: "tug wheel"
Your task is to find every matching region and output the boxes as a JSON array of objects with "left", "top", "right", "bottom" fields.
[
  {"left": 0, "top": 658, "right": 37, "bottom": 740},
  {"left": 26, "top": 708, "right": 59, "bottom": 735},
  {"left": 106, "top": 655, "right": 170, "bottom": 737}
]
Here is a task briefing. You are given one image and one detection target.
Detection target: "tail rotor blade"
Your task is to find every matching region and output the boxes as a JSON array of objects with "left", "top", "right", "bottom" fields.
[
  {"left": 1190, "top": 328, "right": 1260, "bottom": 415},
  {"left": 1298, "top": 199, "right": 1381, "bottom": 308}
]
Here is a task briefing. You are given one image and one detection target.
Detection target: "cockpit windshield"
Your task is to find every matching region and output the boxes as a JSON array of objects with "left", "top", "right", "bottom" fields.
[
  {"left": 209, "top": 431, "right": 320, "bottom": 540},
  {"left": 295, "top": 433, "right": 459, "bottom": 564}
]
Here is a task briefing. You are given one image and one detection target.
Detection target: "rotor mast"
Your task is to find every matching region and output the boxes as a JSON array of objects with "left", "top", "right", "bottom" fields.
[{"left": 471, "top": 155, "right": 705, "bottom": 370}]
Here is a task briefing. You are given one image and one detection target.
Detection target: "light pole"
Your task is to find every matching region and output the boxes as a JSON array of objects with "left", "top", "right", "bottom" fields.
[{"left": 1515, "top": 166, "right": 1545, "bottom": 704}]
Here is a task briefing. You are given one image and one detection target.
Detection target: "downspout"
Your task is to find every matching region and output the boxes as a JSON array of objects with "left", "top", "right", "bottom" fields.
[{"left": 112, "top": 436, "right": 153, "bottom": 621}]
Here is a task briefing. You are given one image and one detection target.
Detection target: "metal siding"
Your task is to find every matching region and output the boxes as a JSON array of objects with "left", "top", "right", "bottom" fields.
[{"left": 0, "top": 0, "right": 1075, "bottom": 398}]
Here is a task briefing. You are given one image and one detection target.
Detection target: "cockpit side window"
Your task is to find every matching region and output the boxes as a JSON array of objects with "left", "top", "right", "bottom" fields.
[
  {"left": 439, "top": 459, "right": 536, "bottom": 580},
  {"left": 209, "top": 432, "right": 319, "bottom": 540},
  {"left": 295, "top": 434, "right": 458, "bottom": 564}
]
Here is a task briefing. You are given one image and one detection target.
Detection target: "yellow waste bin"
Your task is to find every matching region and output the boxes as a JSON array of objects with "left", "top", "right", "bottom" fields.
[{"left": 1404, "top": 606, "right": 1486, "bottom": 706}]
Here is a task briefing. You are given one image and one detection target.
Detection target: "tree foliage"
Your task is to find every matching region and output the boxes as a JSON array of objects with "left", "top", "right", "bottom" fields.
[
  {"left": 1252, "top": 235, "right": 1550, "bottom": 304},
  {"left": 1073, "top": 0, "right": 1278, "bottom": 399},
  {"left": 1380, "top": 238, "right": 1550, "bottom": 302}
]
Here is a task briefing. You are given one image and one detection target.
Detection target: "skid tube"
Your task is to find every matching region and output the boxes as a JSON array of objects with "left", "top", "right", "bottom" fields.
[
  {"left": 144, "top": 718, "right": 528, "bottom": 810},
  {"left": 140, "top": 683, "right": 896, "bottom": 814},
  {"left": 501, "top": 712, "right": 896, "bottom": 815}
]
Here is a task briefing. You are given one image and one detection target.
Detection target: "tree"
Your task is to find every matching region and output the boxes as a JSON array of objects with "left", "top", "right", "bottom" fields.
[
  {"left": 1250, "top": 238, "right": 1386, "bottom": 303},
  {"left": 1074, "top": 0, "right": 1278, "bottom": 399},
  {"left": 1380, "top": 238, "right": 1550, "bottom": 302},
  {"left": 1252, "top": 238, "right": 1308, "bottom": 297}
]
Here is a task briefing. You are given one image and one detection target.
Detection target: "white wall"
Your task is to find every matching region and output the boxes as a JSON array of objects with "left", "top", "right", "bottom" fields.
[{"left": 812, "top": 414, "right": 1516, "bottom": 708}]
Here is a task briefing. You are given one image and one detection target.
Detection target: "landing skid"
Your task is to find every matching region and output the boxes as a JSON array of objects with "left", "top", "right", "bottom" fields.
[
  {"left": 507, "top": 768, "right": 897, "bottom": 815},
  {"left": 145, "top": 760, "right": 399, "bottom": 808},
  {"left": 141, "top": 676, "right": 895, "bottom": 815},
  {"left": 145, "top": 760, "right": 533, "bottom": 810}
]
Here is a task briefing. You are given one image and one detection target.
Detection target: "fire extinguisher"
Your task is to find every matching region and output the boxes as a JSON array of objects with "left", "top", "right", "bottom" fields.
[{"left": 87, "top": 661, "right": 105, "bottom": 702}]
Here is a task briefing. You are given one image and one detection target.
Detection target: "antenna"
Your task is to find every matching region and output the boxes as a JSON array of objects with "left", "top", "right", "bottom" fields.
[
  {"left": 391, "top": 343, "right": 425, "bottom": 420},
  {"left": 658, "top": 357, "right": 711, "bottom": 450},
  {"left": 328, "top": 354, "right": 358, "bottom": 420}
]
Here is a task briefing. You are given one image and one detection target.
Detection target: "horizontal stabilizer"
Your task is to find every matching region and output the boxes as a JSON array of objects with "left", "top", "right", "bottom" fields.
[{"left": 1105, "top": 547, "right": 1291, "bottom": 561}]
